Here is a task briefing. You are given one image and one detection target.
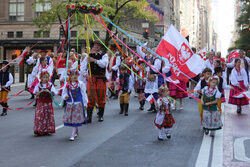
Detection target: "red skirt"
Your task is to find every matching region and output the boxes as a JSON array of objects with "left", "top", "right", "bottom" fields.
[
  {"left": 228, "top": 81, "right": 249, "bottom": 106},
  {"left": 154, "top": 114, "right": 175, "bottom": 129},
  {"left": 169, "top": 81, "right": 188, "bottom": 99},
  {"left": 34, "top": 100, "right": 55, "bottom": 135}
]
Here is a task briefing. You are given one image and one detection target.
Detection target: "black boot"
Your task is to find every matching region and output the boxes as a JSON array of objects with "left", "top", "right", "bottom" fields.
[
  {"left": 30, "top": 94, "right": 35, "bottom": 99},
  {"left": 237, "top": 106, "right": 242, "bottom": 114},
  {"left": 139, "top": 100, "right": 145, "bottom": 110},
  {"left": 33, "top": 100, "right": 37, "bottom": 107},
  {"left": 87, "top": 108, "right": 93, "bottom": 123},
  {"left": 1, "top": 103, "right": 8, "bottom": 116},
  {"left": 147, "top": 103, "right": 154, "bottom": 111},
  {"left": 62, "top": 100, "right": 66, "bottom": 108},
  {"left": 98, "top": 108, "right": 104, "bottom": 122},
  {"left": 124, "top": 104, "right": 129, "bottom": 116},
  {"left": 120, "top": 103, "right": 124, "bottom": 114}
]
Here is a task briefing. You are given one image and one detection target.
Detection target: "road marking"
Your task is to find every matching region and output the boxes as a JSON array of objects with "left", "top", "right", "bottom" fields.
[
  {"left": 56, "top": 124, "right": 64, "bottom": 130},
  {"left": 211, "top": 104, "right": 224, "bottom": 167},
  {"left": 234, "top": 137, "right": 250, "bottom": 162},
  {"left": 195, "top": 133, "right": 212, "bottom": 167}
]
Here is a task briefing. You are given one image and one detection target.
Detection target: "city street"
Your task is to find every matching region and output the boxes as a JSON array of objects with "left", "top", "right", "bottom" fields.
[{"left": 0, "top": 84, "right": 249, "bottom": 167}]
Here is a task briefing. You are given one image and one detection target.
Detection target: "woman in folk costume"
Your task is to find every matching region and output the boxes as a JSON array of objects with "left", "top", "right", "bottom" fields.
[
  {"left": 154, "top": 85, "right": 175, "bottom": 140},
  {"left": 201, "top": 76, "right": 222, "bottom": 137},
  {"left": 107, "top": 45, "right": 121, "bottom": 99},
  {"left": 62, "top": 69, "right": 88, "bottom": 141},
  {"left": 135, "top": 60, "right": 147, "bottom": 110},
  {"left": 228, "top": 58, "right": 249, "bottom": 114},
  {"left": 33, "top": 70, "right": 58, "bottom": 136}
]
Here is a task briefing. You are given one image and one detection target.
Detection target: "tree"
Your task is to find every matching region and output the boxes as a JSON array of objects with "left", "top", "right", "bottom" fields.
[
  {"left": 32, "top": 0, "right": 158, "bottom": 46},
  {"left": 232, "top": 0, "right": 250, "bottom": 57}
]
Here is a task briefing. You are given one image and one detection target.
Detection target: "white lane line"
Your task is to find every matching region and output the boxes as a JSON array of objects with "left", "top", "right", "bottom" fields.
[
  {"left": 56, "top": 124, "right": 64, "bottom": 130},
  {"left": 211, "top": 104, "right": 224, "bottom": 167},
  {"left": 195, "top": 133, "right": 212, "bottom": 167}
]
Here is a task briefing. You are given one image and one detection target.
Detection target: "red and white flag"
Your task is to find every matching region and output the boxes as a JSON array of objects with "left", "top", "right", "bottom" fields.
[
  {"left": 146, "top": 94, "right": 155, "bottom": 104},
  {"left": 156, "top": 25, "right": 204, "bottom": 82},
  {"left": 228, "top": 50, "right": 240, "bottom": 63},
  {"left": 233, "top": 90, "right": 250, "bottom": 101},
  {"left": 16, "top": 47, "right": 29, "bottom": 66},
  {"left": 167, "top": 75, "right": 180, "bottom": 84},
  {"left": 198, "top": 47, "right": 207, "bottom": 61}
]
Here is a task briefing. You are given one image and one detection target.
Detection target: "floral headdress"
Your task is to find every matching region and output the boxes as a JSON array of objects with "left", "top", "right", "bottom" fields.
[{"left": 67, "top": 68, "right": 79, "bottom": 75}]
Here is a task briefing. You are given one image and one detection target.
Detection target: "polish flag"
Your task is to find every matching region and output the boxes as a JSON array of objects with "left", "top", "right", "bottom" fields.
[
  {"left": 228, "top": 50, "right": 240, "bottom": 63},
  {"left": 146, "top": 94, "right": 155, "bottom": 104},
  {"left": 167, "top": 75, "right": 180, "bottom": 84},
  {"left": 16, "top": 47, "right": 29, "bottom": 66},
  {"left": 155, "top": 25, "right": 204, "bottom": 82},
  {"left": 233, "top": 90, "right": 250, "bottom": 101},
  {"left": 198, "top": 47, "right": 207, "bottom": 61}
]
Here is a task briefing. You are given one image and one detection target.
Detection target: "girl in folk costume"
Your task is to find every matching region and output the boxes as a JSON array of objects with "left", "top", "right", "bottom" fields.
[
  {"left": 154, "top": 85, "right": 175, "bottom": 140},
  {"left": 228, "top": 58, "right": 249, "bottom": 114},
  {"left": 33, "top": 70, "right": 58, "bottom": 135},
  {"left": 0, "top": 61, "right": 13, "bottom": 116},
  {"left": 57, "top": 50, "right": 67, "bottom": 80},
  {"left": 135, "top": 60, "right": 146, "bottom": 110},
  {"left": 201, "top": 76, "right": 222, "bottom": 137},
  {"left": 214, "top": 67, "right": 231, "bottom": 114},
  {"left": 62, "top": 69, "right": 88, "bottom": 141}
]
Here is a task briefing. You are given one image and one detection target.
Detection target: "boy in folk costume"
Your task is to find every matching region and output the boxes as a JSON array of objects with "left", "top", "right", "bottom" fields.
[
  {"left": 194, "top": 68, "right": 212, "bottom": 120},
  {"left": 33, "top": 70, "right": 58, "bottom": 135},
  {"left": 62, "top": 69, "right": 88, "bottom": 141},
  {"left": 107, "top": 45, "right": 121, "bottom": 99},
  {"left": 0, "top": 61, "right": 13, "bottom": 116},
  {"left": 135, "top": 60, "right": 146, "bottom": 110},
  {"left": 154, "top": 85, "right": 175, "bottom": 140},
  {"left": 118, "top": 65, "right": 134, "bottom": 116},
  {"left": 201, "top": 76, "right": 222, "bottom": 137},
  {"left": 87, "top": 41, "right": 108, "bottom": 123},
  {"left": 204, "top": 52, "right": 215, "bottom": 73},
  {"left": 228, "top": 58, "right": 249, "bottom": 114}
]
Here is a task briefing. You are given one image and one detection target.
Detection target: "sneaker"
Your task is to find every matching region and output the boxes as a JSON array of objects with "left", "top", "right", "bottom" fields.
[
  {"left": 158, "top": 137, "right": 163, "bottom": 141},
  {"left": 167, "top": 135, "right": 171, "bottom": 139},
  {"left": 69, "top": 136, "right": 75, "bottom": 141},
  {"left": 204, "top": 130, "right": 209, "bottom": 135},
  {"left": 98, "top": 117, "right": 104, "bottom": 122}
]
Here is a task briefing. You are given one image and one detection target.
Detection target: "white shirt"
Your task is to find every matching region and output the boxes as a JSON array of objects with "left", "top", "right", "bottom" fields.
[
  {"left": 0, "top": 72, "right": 13, "bottom": 91},
  {"left": 33, "top": 82, "right": 58, "bottom": 95},
  {"left": 230, "top": 67, "right": 248, "bottom": 87}
]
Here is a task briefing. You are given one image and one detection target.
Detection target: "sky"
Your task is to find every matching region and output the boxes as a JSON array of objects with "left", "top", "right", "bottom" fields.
[{"left": 211, "top": 0, "right": 236, "bottom": 56}]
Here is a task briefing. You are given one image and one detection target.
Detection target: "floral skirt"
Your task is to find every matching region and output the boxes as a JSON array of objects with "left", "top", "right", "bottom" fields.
[
  {"left": 63, "top": 102, "right": 86, "bottom": 127},
  {"left": 34, "top": 101, "right": 55, "bottom": 135},
  {"left": 154, "top": 113, "right": 175, "bottom": 129},
  {"left": 228, "top": 81, "right": 249, "bottom": 106},
  {"left": 169, "top": 81, "right": 188, "bottom": 99},
  {"left": 202, "top": 110, "right": 222, "bottom": 130}
]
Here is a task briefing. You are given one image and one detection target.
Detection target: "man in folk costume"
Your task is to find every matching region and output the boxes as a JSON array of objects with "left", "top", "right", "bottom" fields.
[
  {"left": 26, "top": 52, "right": 40, "bottom": 99},
  {"left": 87, "top": 41, "right": 109, "bottom": 123},
  {"left": 107, "top": 44, "right": 121, "bottom": 99},
  {"left": 227, "top": 50, "right": 250, "bottom": 82}
]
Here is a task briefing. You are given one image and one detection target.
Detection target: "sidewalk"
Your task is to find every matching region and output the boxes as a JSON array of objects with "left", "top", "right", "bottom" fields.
[{"left": 223, "top": 91, "right": 250, "bottom": 166}]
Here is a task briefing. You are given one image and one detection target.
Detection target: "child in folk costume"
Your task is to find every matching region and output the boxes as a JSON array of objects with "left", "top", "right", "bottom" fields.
[
  {"left": 0, "top": 61, "right": 13, "bottom": 116},
  {"left": 194, "top": 68, "right": 212, "bottom": 120},
  {"left": 135, "top": 60, "right": 146, "bottom": 110},
  {"left": 62, "top": 69, "right": 88, "bottom": 141},
  {"left": 145, "top": 72, "right": 158, "bottom": 112},
  {"left": 33, "top": 71, "right": 58, "bottom": 135},
  {"left": 154, "top": 85, "right": 175, "bottom": 140},
  {"left": 169, "top": 80, "right": 188, "bottom": 110},
  {"left": 201, "top": 76, "right": 222, "bottom": 137},
  {"left": 228, "top": 58, "right": 249, "bottom": 114},
  {"left": 214, "top": 67, "right": 231, "bottom": 114},
  {"left": 118, "top": 65, "right": 134, "bottom": 116}
]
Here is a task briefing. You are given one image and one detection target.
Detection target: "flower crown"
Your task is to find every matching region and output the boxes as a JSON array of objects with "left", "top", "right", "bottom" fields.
[
  {"left": 40, "top": 70, "right": 50, "bottom": 78},
  {"left": 67, "top": 69, "right": 79, "bottom": 75}
]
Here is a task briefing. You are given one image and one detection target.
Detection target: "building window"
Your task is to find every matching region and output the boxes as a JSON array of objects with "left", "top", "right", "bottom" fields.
[
  {"left": 34, "top": 31, "right": 41, "bottom": 38},
  {"left": 71, "top": 31, "right": 77, "bottom": 38},
  {"left": 35, "top": 0, "right": 51, "bottom": 17},
  {"left": 9, "top": 0, "right": 24, "bottom": 21},
  {"left": 16, "top": 31, "right": 23, "bottom": 38},
  {"left": 43, "top": 31, "right": 50, "bottom": 38},
  {"left": 7, "top": 32, "right": 14, "bottom": 38},
  {"left": 155, "top": 0, "right": 159, "bottom": 5}
]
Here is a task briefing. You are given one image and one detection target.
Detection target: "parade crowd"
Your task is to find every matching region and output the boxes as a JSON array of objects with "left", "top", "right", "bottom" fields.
[{"left": 0, "top": 41, "right": 249, "bottom": 141}]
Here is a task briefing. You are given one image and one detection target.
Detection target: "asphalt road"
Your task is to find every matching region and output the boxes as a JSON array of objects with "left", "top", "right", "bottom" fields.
[{"left": 0, "top": 84, "right": 205, "bottom": 167}]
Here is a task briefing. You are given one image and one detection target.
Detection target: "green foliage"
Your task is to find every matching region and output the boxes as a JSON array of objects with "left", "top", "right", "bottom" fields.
[
  {"left": 233, "top": 0, "right": 250, "bottom": 57},
  {"left": 32, "top": 0, "right": 158, "bottom": 44}
]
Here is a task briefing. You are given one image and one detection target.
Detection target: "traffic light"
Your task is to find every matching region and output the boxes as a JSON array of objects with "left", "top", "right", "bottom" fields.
[{"left": 143, "top": 29, "right": 149, "bottom": 39}]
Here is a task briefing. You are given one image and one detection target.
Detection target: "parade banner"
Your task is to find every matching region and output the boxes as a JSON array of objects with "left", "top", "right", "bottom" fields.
[{"left": 156, "top": 25, "right": 204, "bottom": 82}]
